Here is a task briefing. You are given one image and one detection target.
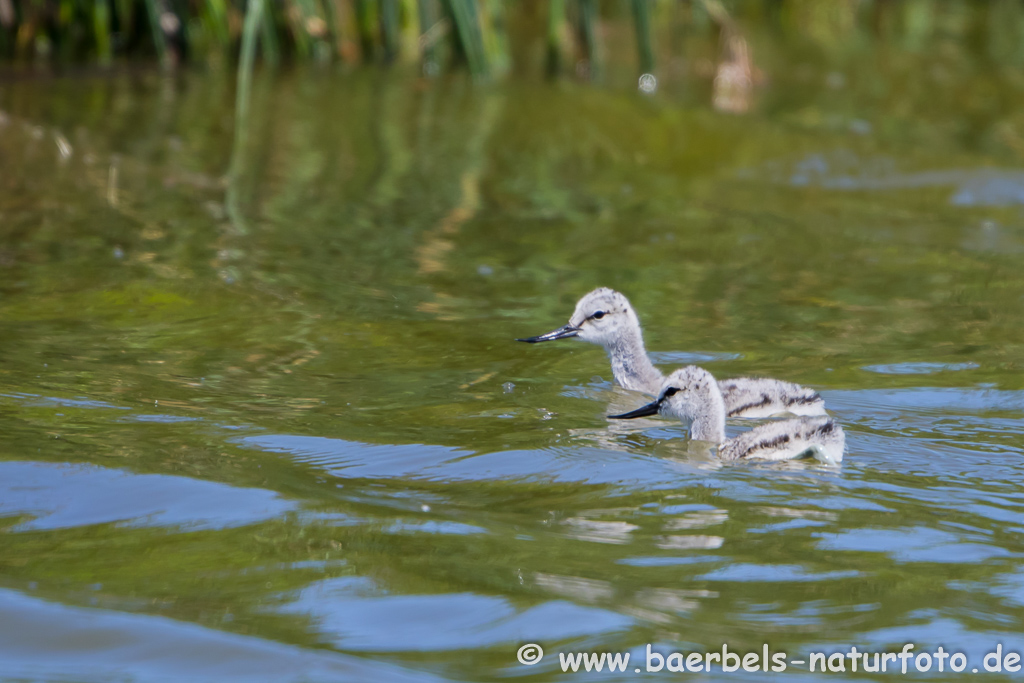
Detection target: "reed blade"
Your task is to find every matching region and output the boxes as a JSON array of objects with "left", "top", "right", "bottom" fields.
[
  {"left": 576, "top": 0, "right": 599, "bottom": 79},
  {"left": 260, "top": 0, "right": 280, "bottom": 65},
  {"left": 631, "top": 0, "right": 654, "bottom": 74},
  {"left": 94, "top": 0, "right": 112, "bottom": 64},
  {"left": 546, "top": 0, "right": 565, "bottom": 76},
  {"left": 115, "top": 0, "right": 135, "bottom": 44},
  {"left": 142, "top": 0, "right": 169, "bottom": 66},
  {"left": 444, "top": 0, "right": 487, "bottom": 77},
  {"left": 204, "top": 0, "right": 230, "bottom": 49},
  {"left": 417, "top": 0, "right": 439, "bottom": 71},
  {"left": 354, "top": 0, "right": 376, "bottom": 60},
  {"left": 481, "top": 0, "right": 509, "bottom": 75},
  {"left": 380, "top": 0, "right": 400, "bottom": 62},
  {"left": 319, "top": 0, "right": 338, "bottom": 58}
]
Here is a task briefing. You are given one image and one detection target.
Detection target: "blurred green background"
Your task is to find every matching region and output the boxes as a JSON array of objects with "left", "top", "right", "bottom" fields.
[{"left": 4, "top": 0, "right": 1024, "bottom": 85}]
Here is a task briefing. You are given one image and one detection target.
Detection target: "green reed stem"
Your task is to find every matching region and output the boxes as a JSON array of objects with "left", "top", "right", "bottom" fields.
[
  {"left": 289, "top": 0, "right": 315, "bottom": 60},
  {"left": 94, "top": 0, "right": 112, "bottom": 63},
  {"left": 463, "top": 0, "right": 486, "bottom": 70},
  {"left": 354, "top": 0, "right": 376, "bottom": 60},
  {"left": 444, "top": 0, "right": 486, "bottom": 77},
  {"left": 546, "top": 0, "right": 565, "bottom": 76},
  {"left": 171, "top": 0, "right": 190, "bottom": 52},
  {"left": 319, "top": 0, "right": 337, "bottom": 59},
  {"left": 417, "top": 0, "right": 438, "bottom": 70},
  {"left": 142, "top": 0, "right": 168, "bottom": 66},
  {"left": 577, "top": 0, "right": 599, "bottom": 78},
  {"left": 204, "top": 0, "right": 230, "bottom": 49},
  {"left": 260, "top": 0, "right": 280, "bottom": 65},
  {"left": 482, "top": 0, "right": 509, "bottom": 75},
  {"left": 631, "top": 0, "right": 654, "bottom": 74},
  {"left": 115, "top": 0, "right": 135, "bottom": 44},
  {"left": 380, "top": 0, "right": 400, "bottom": 62}
]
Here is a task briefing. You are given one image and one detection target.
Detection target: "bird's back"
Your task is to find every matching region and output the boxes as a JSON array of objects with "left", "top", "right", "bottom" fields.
[
  {"left": 718, "top": 416, "right": 844, "bottom": 464},
  {"left": 719, "top": 377, "right": 826, "bottom": 418}
]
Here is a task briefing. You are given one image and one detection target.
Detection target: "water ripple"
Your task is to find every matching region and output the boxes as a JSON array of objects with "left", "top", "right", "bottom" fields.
[{"left": 0, "top": 461, "right": 295, "bottom": 531}]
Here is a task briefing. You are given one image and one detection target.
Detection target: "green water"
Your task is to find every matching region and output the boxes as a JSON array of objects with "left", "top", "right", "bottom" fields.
[{"left": 2, "top": 47, "right": 1024, "bottom": 682}]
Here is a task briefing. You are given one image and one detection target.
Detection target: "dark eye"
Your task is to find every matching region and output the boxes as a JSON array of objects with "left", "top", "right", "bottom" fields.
[
  {"left": 592, "top": 311, "right": 606, "bottom": 320},
  {"left": 663, "top": 387, "right": 679, "bottom": 398}
]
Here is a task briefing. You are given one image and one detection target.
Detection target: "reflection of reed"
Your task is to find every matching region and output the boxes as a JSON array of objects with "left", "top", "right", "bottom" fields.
[
  {"left": 703, "top": 0, "right": 753, "bottom": 113},
  {"left": 226, "top": 0, "right": 264, "bottom": 235},
  {"left": 414, "top": 94, "right": 502, "bottom": 279},
  {"left": 368, "top": 76, "right": 414, "bottom": 209},
  {"left": 712, "top": 32, "right": 753, "bottom": 114}
]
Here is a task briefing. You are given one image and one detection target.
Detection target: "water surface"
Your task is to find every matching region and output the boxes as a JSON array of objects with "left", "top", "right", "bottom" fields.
[{"left": 2, "top": 48, "right": 1024, "bottom": 681}]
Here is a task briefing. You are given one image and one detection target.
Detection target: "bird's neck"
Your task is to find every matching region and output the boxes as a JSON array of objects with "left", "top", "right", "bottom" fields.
[
  {"left": 606, "top": 327, "right": 663, "bottom": 394},
  {"left": 689, "top": 386, "right": 727, "bottom": 443}
]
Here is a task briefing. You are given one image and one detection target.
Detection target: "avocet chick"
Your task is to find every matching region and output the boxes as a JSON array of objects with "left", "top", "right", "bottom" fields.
[
  {"left": 518, "top": 288, "right": 827, "bottom": 417},
  {"left": 518, "top": 287, "right": 661, "bottom": 393},
  {"left": 609, "top": 366, "right": 844, "bottom": 465}
]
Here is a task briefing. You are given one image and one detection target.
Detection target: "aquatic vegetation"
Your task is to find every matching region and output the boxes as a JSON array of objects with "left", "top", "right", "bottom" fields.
[{"left": 2, "top": 0, "right": 1023, "bottom": 86}]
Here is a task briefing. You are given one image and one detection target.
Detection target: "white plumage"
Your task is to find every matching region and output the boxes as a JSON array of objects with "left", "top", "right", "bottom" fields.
[
  {"left": 610, "top": 366, "right": 845, "bottom": 466},
  {"left": 519, "top": 287, "right": 827, "bottom": 418}
]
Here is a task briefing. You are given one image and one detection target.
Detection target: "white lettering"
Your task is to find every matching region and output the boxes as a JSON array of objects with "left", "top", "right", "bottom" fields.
[
  {"left": 898, "top": 643, "right": 915, "bottom": 674},
  {"left": 722, "top": 645, "right": 740, "bottom": 672},
  {"left": 985, "top": 644, "right": 1003, "bottom": 672},
  {"left": 645, "top": 644, "right": 663, "bottom": 672},
  {"left": 846, "top": 646, "right": 860, "bottom": 672}
]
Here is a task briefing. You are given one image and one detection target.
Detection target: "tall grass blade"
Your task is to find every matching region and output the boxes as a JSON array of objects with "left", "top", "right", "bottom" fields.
[
  {"left": 288, "top": 0, "right": 315, "bottom": 60},
  {"left": 354, "top": 0, "right": 376, "bottom": 60},
  {"left": 142, "top": 0, "right": 169, "bottom": 66},
  {"left": 115, "top": 0, "right": 135, "bottom": 45},
  {"left": 577, "top": 0, "right": 599, "bottom": 78},
  {"left": 170, "top": 0, "right": 191, "bottom": 56},
  {"left": 481, "top": 0, "right": 509, "bottom": 75},
  {"left": 259, "top": 1, "right": 280, "bottom": 65},
  {"left": 319, "top": 0, "right": 338, "bottom": 57},
  {"left": 380, "top": 0, "right": 400, "bottom": 62},
  {"left": 631, "top": 0, "right": 654, "bottom": 74},
  {"left": 295, "top": 0, "right": 331, "bottom": 62},
  {"left": 331, "top": 0, "right": 360, "bottom": 62},
  {"left": 204, "top": 0, "right": 230, "bottom": 50},
  {"left": 400, "top": 0, "right": 419, "bottom": 61},
  {"left": 417, "top": 0, "right": 439, "bottom": 71},
  {"left": 546, "top": 0, "right": 566, "bottom": 76},
  {"left": 462, "top": 0, "right": 487, "bottom": 70},
  {"left": 94, "top": 0, "right": 112, "bottom": 64},
  {"left": 444, "top": 0, "right": 487, "bottom": 77}
]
